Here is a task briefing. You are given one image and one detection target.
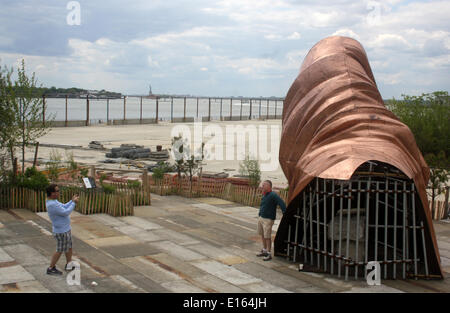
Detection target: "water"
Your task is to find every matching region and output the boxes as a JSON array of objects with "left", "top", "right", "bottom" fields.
[{"left": 44, "top": 97, "right": 283, "bottom": 122}]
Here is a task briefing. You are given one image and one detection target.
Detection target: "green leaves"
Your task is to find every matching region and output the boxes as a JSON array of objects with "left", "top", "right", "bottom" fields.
[
  {"left": 171, "top": 134, "right": 205, "bottom": 181},
  {"left": 388, "top": 91, "right": 449, "bottom": 208},
  {"left": 388, "top": 91, "right": 449, "bottom": 164},
  {"left": 239, "top": 155, "right": 261, "bottom": 188},
  {"left": 0, "top": 59, "right": 55, "bottom": 179},
  {"left": 11, "top": 166, "right": 49, "bottom": 191},
  {"left": 152, "top": 161, "right": 172, "bottom": 181}
]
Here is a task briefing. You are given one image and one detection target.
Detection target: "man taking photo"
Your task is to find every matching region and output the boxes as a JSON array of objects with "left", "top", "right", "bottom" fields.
[{"left": 45, "top": 184, "right": 79, "bottom": 275}]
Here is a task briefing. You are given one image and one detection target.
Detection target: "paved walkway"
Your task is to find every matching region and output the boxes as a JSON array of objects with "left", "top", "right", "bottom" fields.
[{"left": 0, "top": 194, "right": 449, "bottom": 293}]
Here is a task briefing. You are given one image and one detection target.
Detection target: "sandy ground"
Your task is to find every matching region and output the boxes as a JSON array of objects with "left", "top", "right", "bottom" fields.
[{"left": 23, "top": 119, "right": 289, "bottom": 188}]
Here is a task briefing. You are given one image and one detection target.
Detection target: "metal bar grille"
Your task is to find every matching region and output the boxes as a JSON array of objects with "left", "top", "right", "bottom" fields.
[{"left": 283, "top": 162, "right": 433, "bottom": 280}]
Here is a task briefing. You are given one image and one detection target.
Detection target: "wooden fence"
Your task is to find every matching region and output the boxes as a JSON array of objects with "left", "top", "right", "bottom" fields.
[
  {"left": 0, "top": 186, "right": 47, "bottom": 212},
  {"left": 0, "top": 185, "right": 147, "bottom": 217},
  {"left": 101, "top": 182, "right": 151, "bottom": 207},
  {"left": 147, "top": 174, "right": 449, "bottom": 220},
  {"left": 148, "top": 174, "right": 289, "bottom": 208},
  {"left": 431, "top": 200, "right": 449, "bottom": 220}
]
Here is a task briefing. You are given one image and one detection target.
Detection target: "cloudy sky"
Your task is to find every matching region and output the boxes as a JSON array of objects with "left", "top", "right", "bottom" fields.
[{"left": 0, "top": 0, "right": 449, "bottom": 98}]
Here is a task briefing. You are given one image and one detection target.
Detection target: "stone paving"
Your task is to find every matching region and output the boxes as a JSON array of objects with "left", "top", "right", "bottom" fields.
[{"left": 0, "top": 194, "right": 449, "bottom": 293}]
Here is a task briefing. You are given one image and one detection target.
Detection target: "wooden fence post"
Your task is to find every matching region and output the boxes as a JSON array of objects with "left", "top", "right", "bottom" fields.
[
  {"left": 86, "top": 95, "right": 90, "bottom": 126},
  {"left": 443, "top": 186, "right": 449, "bottom": 219},
  {"left": 259, "top": 99, "right": 261, "bottom": 118},
  {"left": 275, "top": 100, "right": 277, "bottom": 118},
  {"left": 208, "top": 98, "right": 211, "bottom": 121},
  {"left": 171, "top": 97, "right": 174, "bottom": 122},
  {"left": 33, "top": 142, "right": 39, "bottom": 167},
  {"left": 183, "top": 97, "right": 186, "bottom": 122},
  {"left": 123, "top": 96, "right": 126, "bottom": 121},
  {"left": 156, "top": 97, "right": 159, "bottom": 123},
  {"left": 65, "top": 95, "right": 68, "bottom": 127},
  {"left": 90, "top": 165, "right": 96, "bottom": 180},
  {"left": 240, "top": 100, "right": 243, "bottom": 120},
  {"left": 142, "top": 169, "right": 148, "bottom": 192},
  {"left": 140, "top": 96, "right": 143, "bottom": 123}
]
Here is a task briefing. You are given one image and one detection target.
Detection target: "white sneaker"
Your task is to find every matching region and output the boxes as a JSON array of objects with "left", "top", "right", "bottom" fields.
[{"left": 256, "top": 250, "right": 268, "bottom": 257}]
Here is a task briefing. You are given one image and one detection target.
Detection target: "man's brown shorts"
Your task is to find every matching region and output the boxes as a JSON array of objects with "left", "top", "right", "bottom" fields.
[{"left": 257, "top": 217, "right": 274, "bottom": 239}]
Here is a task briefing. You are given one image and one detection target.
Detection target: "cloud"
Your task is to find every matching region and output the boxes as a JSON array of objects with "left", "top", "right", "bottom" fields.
[
  {"left": 332, "top": 29, "right": 360, "bottom": 41},
  {"left": 377, "top": 72, "right": 404, "bottom": 85},
  {"left": 368, "top": 34, "right": 412, "bottom": 51},
  {"left": 0, "top": 0, "right": 448, "bottom": 98},
  {"left": 287, "top": 32, "right": 301, "bottom": 40}
]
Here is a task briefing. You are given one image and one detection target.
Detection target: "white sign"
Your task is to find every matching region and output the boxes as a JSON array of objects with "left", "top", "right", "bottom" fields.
[{"left": 83, "top": 177, "right": 92, "bottom": 189}]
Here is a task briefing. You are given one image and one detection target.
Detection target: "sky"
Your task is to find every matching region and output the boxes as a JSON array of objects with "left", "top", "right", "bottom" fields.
[{"left": 0, "top": 0, "right": 449, "bottom": 98}]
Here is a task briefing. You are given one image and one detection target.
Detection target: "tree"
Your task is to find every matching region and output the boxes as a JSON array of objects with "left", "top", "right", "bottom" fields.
[
  {"left": 239, "top": 155, "right": 261, "bottom": 188},
  {"left": 0, "top": 63, "right": 16, "bottom": 181},
  {"left": 388, "top": 91, "right": 449, "bottom": 160},
  {"left": 388, "top": 91, "right": 449, "bottom": 210},
  {"left": 425, "top": 152, "right": 449, "bottom": 214},
  {"left": 15, "top": 60, "right": 54, "bottom": 174},
  {"left": 152, "top": 161, "right": 172, "bottom": 194},
  {"left": 0, "top": 59, "right": 54, "bottom": 178},
  {"left": 184, "top": 141, "right": 205, "bottom": 195},
  {"left": 171, "top": 135, "right": 187, "bottom": 184},
  {"left": 171, "top": 134, "right": 205, "bottom": 196}
]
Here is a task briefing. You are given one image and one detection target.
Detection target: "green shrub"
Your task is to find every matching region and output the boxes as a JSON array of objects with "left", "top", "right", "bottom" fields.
[
  {"left": 15, "top": 167, "right": 49, "bottom": 191},
  {"left": 99, "top": 173, "right": 108, "bottom": 185},
  {"left": 80, "top": 168, "right": 88, "bottom": 177},
  {"left": 101, "top": 183, "right": 116, "bottom": 194},
  {"left": 78, "top": 167, "right": 89, "bottom": 182},
  {"left": 127, "top": 180, "right": 141, "bottom": 189},
  {"left": 46, "top": 149, "right": 62, "bottom": 182},
  {"left": 65, "top": 150, "right": 78, "bottom": 180},
  {"left": 152, "top": 161, "right": 172, "bottom": 181},
  {"left": 239, "top": 155, "right": 261, "bottom": 188}
]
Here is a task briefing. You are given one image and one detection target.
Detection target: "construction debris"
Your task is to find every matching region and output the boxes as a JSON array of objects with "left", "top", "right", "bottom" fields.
[
  {"left": 147, "top": 162, "right": 176, "bottom": 172},
  {"left": 106, "top": 144, "right": 151, "bottom": 159},
  {"left": 88, "top": 141, "right": 105, "bottom": 150},
  {"left": 148, "top": 150, "right": 169, "bottom": 162},
  {"left": 201, "top": 171, "right": 229, "bottom": 179},
  {"left": 105, "top": 144, "right": 170, "bottom": 161},
  {"left": 120, "top": 144, "right": 144, "bottom": 149},
  {"left": 37, "top": 143, "right": 84, "bottom": 149}
]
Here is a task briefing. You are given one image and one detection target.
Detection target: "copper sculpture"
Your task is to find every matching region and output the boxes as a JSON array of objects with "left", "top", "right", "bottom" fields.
[{"left": 274, "top": 36, "right": 443, "bottom": 279}]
